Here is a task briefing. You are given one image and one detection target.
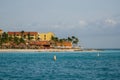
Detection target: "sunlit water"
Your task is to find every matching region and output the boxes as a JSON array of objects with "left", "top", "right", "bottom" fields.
[{"left": 0, "top": 50, "right": 120, "bottom": 80}]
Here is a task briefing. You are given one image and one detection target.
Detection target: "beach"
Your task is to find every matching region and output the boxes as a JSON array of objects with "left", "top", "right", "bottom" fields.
[
  {"left": 0, "top": 48, "right": 82, "bottom": 52},
  {"left": 0, "top": 48, "right": 101, "bottom": 52}
]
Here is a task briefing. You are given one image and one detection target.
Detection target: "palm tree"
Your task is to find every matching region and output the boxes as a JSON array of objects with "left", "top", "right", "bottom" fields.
[
  {"left": 14, "top": 37, "right": 19, "bottom": 45},
  {"left": 72, "top": 36, "right": 79, "bottom": 47},
  {"left": 72, "top": 36, "right": 75, "bottom": 39},
  {"left": 8, "top": 36, "right": 13, "bottom": 42},
  {"left": 73, "top": 38, "right": 79, "bottom": 45},
  {"left": 51, "top": 36, "right": 59, "bottom": 47},
  {"left": 0, "top": 36, "right": 2, "bottom": 47},
  {"left": 21, "top": 30, "right": 24, "bottom": 39},
  {"left": 67, "top": 37, "right": 72, "bottom": 42},
  {"left": 14, "top": 32, "right": 16, "bottom": 38},
  {"left": 2, "top": 32, "right": 9, "bottom": 43},
  {"left": 59, "top": 39, "right": 63, "bottom": 42},
  {"left": 20, "top": 38, "right": 25, "bottom": 43},
  {"left": 28, "top": 32, "right": 31, "bottom": 40},
  {"left": 51, "top": 36, "right": 59, "bottom": 42},
  {"left": 62, "top": 38, "right": 67, "bottom": 42}
]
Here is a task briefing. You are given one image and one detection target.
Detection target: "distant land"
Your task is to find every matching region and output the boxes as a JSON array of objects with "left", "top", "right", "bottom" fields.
[{"left": 0, "top": 29, "right": 81, "bottom": 52}]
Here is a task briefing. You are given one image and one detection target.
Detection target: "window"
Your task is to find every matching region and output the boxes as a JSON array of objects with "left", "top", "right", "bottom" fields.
[
  {"left": 44, "top": 35, "right": 46, "bottom": 37},
  {"left": 44, "top": 35, "right": 46, "bottom": 40}
]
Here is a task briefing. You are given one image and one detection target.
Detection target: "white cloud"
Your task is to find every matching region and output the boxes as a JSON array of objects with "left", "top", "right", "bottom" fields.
[
  {"left": 105, "top": 19, "right": 117, "bottom": 25},
  {"left": 52, "top": 25, "right": 60, "bottom": 28},
  {"left": 52, "top": 23, "right": 75, "bottom": 29},
  {"left": 79, "top": 20, "right": 87, "bottom": 27}
]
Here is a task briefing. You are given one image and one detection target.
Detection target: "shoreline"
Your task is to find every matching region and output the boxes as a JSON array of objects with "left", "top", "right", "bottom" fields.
[{"left": 0, "top": 49, "right": 101, "bottom": 52}]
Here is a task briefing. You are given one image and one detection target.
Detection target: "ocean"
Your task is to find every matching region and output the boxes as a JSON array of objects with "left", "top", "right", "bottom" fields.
[{"left": 0, "top": 50, "right": 120, "bottom": 80}]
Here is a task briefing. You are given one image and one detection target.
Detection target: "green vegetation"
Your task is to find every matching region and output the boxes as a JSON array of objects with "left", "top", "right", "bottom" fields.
[
  {"left": 21, "top": 30, "right": 24, "bottom": 39},
  {"left": 0, "top": 31, "right": 26, "bottom": 48},
  {"left": 0, "top": 30, "right": 80, "bottom": 49},
  {"left": 51, "top": 36, "right": 79, "bottom": 46}
]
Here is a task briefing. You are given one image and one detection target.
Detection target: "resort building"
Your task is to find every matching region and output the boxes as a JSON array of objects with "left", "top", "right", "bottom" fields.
[
  {"left": 39, "top": 32, "right": 55, "bottom": 41},
  {"left": 0, "top": 29, "right": 76, "bottom": 49},
  {"left": 7, "top": 31, "right": 55, "bottom": 41},
  {"left": 29, "top": 41, "right": 51, "bottom": 49},
  {"left": 8, "top": 32, "right": 39, "bottom": 41},
  {"left": 0, "top": 29, "right": 3, "bottom": 37},
  {"left": 29, "top": 41, "right": 72, "bottom": 49},
  {"left": 56, "top": 41, "right": 72, "bottom": 48}
]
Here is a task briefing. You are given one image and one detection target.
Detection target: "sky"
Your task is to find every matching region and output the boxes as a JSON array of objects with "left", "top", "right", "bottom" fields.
[{"left": 0, "top": 0, "right": 120, "bottom": 48}]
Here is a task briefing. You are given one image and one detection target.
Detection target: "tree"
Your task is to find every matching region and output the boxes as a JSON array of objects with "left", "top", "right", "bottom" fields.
[
  {"left": 72, "top": 36, "right": 75, "bottom": 39},
  {"left": 9, "top": 36, "right": 13, "bottom": 42},
  {"left": 2, "top": 32, "right": 9, "bottom": 43},
  {"left": 72, "top": 36, "right": 79, "bottom": 47},
  {"left": 0, "top": 37, "right": 2, "bottom": 47},
  {"left": 14, "top": 37, "right": 19, "bottom": 44},
  {"left": 62, "top": 38, "right": 67, "bottom": 41},
  {"left": 20, "top": 38, "right": 25, "bottom": 43},
  {"left": 73, "top": 38, "right": 79, "bottom": 44},
  {"left": 14, "top": 32, "right": 16, "bottom": 38},
  {"left": 21, "top": 30, "right": 24, "bottom": 39},
  {"left": 28, "top": 32, "right": 31, "bottom": 40},
  {"left": 67, "top": 37, "right": 72, "bottom": 42},
  {"left": 51, "top": 36, "right": 59, "bottom": 42}
]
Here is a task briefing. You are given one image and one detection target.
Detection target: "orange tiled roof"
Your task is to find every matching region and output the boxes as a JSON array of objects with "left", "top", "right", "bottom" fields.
[
  {"left": 30, "top": 41, "right": 50, "bottom": 46},
  {"left": 63, "top": 42, "right": 72, "bottom": 46},
  {"left": 23, "top": 32, "right": 38, "bottom": 35},
  {"left": 8, "top": 32, "right": 38, "bottom": 35},
  {"left": 56, "top": 41, "right": 72, "bottom": 47},
  {"left": 0, "top": 29, "right": 2, "bottom": 31},
  {"left": 8, "top": 32, "right": 20, "bottom": 35}
]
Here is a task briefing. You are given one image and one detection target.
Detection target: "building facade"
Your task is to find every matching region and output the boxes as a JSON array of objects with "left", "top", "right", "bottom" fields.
[
  {"left": 0, "top": 29, "right": 3, "bottom": 37},
  {"left": 8, "top": 32, "right": 39, "bottom": 41},
  {"left": 7, "top": 31, "right": 55, "bottom": 41},
  {"left": 39, "top": 32, "right": 55, "bottom": 41},
  {"left": 56, "top": 41, "right": 72, "bottom": 48}
]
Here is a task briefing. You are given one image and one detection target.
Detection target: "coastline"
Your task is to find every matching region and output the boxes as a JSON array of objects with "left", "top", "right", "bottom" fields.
[{"left": 0, "top": 48, "right": 101, "bottom": 52}]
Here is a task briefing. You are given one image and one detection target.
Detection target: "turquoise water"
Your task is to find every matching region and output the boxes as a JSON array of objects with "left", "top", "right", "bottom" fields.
[{"left": 0, "top": 50, "right": 120, "bottom": 80}]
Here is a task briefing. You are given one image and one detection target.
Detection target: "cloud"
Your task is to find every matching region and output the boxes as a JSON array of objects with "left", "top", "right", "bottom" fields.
[
  {"left": 52, "top": 24, "right": 60, "bottom": 28},
  {"left": 105, "top": 19, "right": 117, "bottom": 25},
  {"left": 78, "top": 20, "right": 87, "bottom": 27}
]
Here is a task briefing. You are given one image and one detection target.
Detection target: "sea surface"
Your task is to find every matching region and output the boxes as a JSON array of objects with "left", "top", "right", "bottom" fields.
[{"left": 0, "top": 50, "right": 120, "bottom": 80}]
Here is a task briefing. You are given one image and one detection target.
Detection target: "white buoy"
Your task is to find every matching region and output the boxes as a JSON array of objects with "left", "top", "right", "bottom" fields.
[{"left": 54, "top": 55, "right": 56, "bottom": 61}]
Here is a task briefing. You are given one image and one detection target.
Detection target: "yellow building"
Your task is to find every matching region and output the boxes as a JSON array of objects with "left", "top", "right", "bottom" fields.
[
  {"left": 39, "top": 32, "right": 55, "bottom": 41},
  {"left": 7, "top": 32, "right": 39, "bottom": 41},
  {"left": 7, "top": 31, "right": 55, "bottom": 41},
  {"left": 0, "top": 29, "right": 3, "bottom": 37}
]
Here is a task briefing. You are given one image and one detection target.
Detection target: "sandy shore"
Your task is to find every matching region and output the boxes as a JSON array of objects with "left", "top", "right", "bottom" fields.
[
  {"left": 0, "top": 48, "right": 101, "bottom": 52},
  {"left": 0, "top": 48, "right": 82, "bottom": 52}
]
